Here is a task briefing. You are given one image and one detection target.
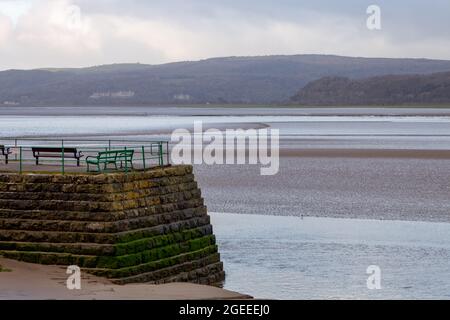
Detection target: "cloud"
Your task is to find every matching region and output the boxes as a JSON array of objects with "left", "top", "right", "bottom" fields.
[
  {"left": 0, "top": 13, "right": 12, "bottom": 44},
  {"left": 0, "top": 0, "right": 449, "bottom": 70},
  {"left": 0, "top": 0, "right": 32, "bottom": 25}
]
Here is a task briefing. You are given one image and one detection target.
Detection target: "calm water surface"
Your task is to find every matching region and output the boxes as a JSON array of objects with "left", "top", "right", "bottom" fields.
[
  {"left": 211, "top": 213, "right": 450, "bottom": 299},
  {"left": 1, "top": 114, "right": 450, "bottom": 137}
]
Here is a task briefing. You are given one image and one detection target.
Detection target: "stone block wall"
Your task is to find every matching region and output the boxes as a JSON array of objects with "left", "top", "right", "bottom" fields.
[{"left": 0, "top": 165, "right": 225, "bottom": 285}]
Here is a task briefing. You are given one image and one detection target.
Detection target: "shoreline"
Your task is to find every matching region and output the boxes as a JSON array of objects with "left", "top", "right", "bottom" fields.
[{"left": 2, "top": 106, "right": 450, "bottom": 117}]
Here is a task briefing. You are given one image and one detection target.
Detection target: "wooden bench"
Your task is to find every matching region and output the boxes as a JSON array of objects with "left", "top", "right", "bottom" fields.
[
  {"left": 0, "top": 145, "right": 12, "bottom": 164},
  {"left": 32, "top": 147, "right": 84, "bottom": 166},
  {"left": 86, "top": 149, "right": 134, "bottom": 172}
]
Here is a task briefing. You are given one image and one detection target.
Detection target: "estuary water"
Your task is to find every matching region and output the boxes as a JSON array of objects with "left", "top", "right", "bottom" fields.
[
  {"left": 211, "top": 213, "right": 450, "bottom": 300},
  {"left": 2, "top": 114, "right": 450, "bottom": 138}
]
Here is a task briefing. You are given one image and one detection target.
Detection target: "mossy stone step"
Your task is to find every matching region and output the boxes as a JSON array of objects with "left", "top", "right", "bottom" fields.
[
  {"left": 86, "top": 245, "right": 219, "bottom": 279},
  {"left": 0, "top": 216, "right": 211, "bottom": 244},
  {"left": 0, "top": 235, "right": 216, "bottom": 269},
  {"left": 0, "top": 165, "right": 193, "bottom": 185},
  {"left": 0, "top": 198, "right": 204, "bottom": 222},
  {"left": 151, "top": 261, "right": 225, "bottom": 285},
  {"left": 0, "top": 189, "right": 201, "bottom": 212},
  {"left": 0, "top": 181, "right": 198, "bottom": 201},
  {"left": 0, "top": 225, "right": 213, "bottom": 256},
  {"left": 0, "top": 165, "right": 224, "bottom": 285},
  {"left": 0, "top": 206, "right": 207, "bottom": 233},
  {"left": 112, "top": 256, "right": 224, "bottom": 285}
]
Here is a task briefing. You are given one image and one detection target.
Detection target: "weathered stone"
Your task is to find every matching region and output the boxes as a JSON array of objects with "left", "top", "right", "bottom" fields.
[
  {"left": 0, "top": 165, "right": 224, "bottom": 285},
  {"left": 111, "top": 255, "right": 224, "bottom": 285},
  {"left": 0, "top": 207, "right": 207, "bottom": 233},
  {"left": 86, "top": 246, "right": 219, "bottom": 279}
]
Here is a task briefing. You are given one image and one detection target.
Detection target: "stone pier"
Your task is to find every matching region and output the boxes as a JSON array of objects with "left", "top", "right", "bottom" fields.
[{"left": 0, "top": 165, "right": 225, "bottom": 285}]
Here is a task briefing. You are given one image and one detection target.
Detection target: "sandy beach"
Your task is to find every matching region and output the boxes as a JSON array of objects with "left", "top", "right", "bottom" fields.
[{"left": 0, "top": 258, "right": 251, "bottom": 300}]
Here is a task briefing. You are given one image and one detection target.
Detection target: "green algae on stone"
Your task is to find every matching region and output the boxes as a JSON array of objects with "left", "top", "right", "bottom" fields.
[{"left": 0, "top": 165, "right": 224, "bottom": 285}]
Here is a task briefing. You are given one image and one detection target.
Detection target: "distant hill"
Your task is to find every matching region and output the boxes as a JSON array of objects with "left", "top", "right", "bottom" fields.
[
  {"left": 290, "top": 72, "right": 450, "bottom": 106},
  {"left": 2, "top": 55, "right": 450, "bottom": 106}
]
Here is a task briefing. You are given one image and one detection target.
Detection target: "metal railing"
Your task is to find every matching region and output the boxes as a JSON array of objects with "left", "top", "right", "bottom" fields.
[{"left": 0, "top": 138, "right": 170, "bottom": 174}]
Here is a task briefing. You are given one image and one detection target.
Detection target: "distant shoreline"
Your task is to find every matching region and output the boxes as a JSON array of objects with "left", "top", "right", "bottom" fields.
[
  {"left": 2, "top": 105, "right": 450, "bottom": 117},
  {"left": 3, "top": 103, "right": 450, "bottom": 108}
]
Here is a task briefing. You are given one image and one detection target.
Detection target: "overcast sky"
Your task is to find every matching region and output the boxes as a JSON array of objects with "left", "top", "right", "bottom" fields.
[{"left": 0, "top": 0, "right": 449, "bottom": 70}]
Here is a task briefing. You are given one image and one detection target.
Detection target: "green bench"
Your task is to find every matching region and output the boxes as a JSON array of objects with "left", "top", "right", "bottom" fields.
[{"left": 86, "top": 149, "right": 134, "bottom": 172}]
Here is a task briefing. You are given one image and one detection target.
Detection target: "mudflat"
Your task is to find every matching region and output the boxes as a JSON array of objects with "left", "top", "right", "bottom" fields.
[{"left": 195, "top": 153, "right": 450, "bottom": 222}]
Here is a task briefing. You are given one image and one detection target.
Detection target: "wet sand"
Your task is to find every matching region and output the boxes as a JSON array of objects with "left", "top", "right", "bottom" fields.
[
  {"left": 280, "top": 148, "right": 450, "bottom": 159},
  {"left": 0, "top": 258, "right": 251, "bottom": 300},
  {"left": 195, "top": 154, "right": 450, "bottom": 223}
]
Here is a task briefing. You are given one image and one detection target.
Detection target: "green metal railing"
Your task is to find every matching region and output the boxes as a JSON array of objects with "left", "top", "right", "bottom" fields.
[{"left": 0, "top": 138, "right": 170, "bottom": 175}]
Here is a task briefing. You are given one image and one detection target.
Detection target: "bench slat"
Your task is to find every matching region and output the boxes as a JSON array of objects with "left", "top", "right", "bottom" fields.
[
  {"left": 32, "top": 147, "right": 83, "bottom": 166},
  {"left": 86, "top": 149, "right": 134, "bottom": 172}
]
